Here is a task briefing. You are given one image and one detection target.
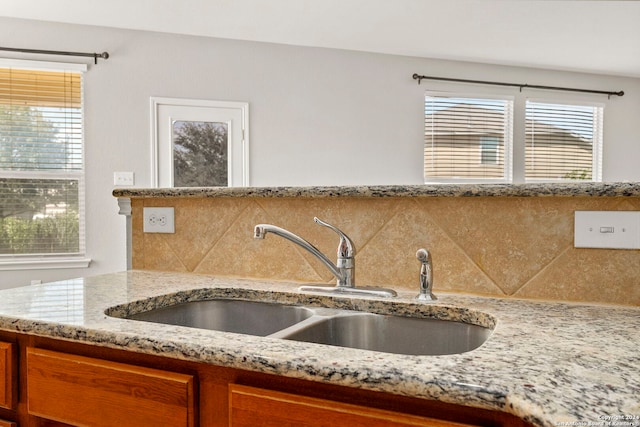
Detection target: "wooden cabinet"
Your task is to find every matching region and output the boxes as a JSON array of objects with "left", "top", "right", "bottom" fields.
[
  {"left": 0, "top": 331, "right": 530, "bottom": 427},
  {"left": 229, "top": 384, "right": 477, "bottom": 427},
  {"left": 0, "top": 342, "right": 15, "bottom": 411},
  {"left": 26, "top": 347, "right": 196, "bottom": 427}
]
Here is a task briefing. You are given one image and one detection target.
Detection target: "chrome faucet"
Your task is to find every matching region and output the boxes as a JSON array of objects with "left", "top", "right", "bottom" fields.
[
  {"left": 254, "top": 217, "right": 396, "bottom": 297},
  {"left": 254, "top": 217, "right": 354, "bottom": 287},
  {"left": 415, "top": 248, "right": 437, "bottom": 301}
]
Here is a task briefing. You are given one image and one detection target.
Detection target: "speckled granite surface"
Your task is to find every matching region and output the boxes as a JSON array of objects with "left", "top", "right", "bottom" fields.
[
  {"left": 0, "top": 271, "right": 637, "bottom": 426},
  {"left": 112, "top": 182, "right": 640, "bottom": 199}
]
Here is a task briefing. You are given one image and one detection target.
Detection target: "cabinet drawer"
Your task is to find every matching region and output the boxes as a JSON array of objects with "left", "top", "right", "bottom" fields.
[
  {"left": 0, "top": 420, "right": 16, "bottom": 427},
  {"left": 229, "top": 384, "right": 477, "bottom": 427},
  {"left": 0, "top": 342, "right": 15, "bottom": 410},
  {"left": 27, "top": 347, "right": 195, "bottom": 427}
]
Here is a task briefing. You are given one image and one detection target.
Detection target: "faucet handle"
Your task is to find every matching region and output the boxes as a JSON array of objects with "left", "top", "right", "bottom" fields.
[
  {"left": 313, "top": 217, "right": 355, "bottom": 259},
  {"left": 416, "top": 248, "right": 437, "bottom": 301}
]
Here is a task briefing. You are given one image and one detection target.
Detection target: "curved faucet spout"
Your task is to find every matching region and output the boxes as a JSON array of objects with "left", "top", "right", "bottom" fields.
[{"left": 253, "top": 224, "right": 346, "bottom": 285}]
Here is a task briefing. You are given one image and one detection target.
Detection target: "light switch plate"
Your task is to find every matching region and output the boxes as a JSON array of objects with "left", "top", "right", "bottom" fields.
[
  {"left": 114, "top": 171, "right": 135, "bottom": 186},
  {"left": 574, "top": 211, "right": 640, "bottom": 249},
  {"left": 143, "top": 207, "right": 175, "bottom": 233}
]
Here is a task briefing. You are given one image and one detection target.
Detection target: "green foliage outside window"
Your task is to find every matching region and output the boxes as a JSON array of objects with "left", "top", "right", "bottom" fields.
[
  {"left": 0, "top": 212, "right": 79, "bottom": 254},
  {"left": 1, "top": 103, "right": 81, "bottom": 255}
]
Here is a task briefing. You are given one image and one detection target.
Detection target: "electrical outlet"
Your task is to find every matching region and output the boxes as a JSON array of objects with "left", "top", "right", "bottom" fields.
[
  {"left": 114, "top": 171, "right": 135, "bottom": 186},
  {"left": 143, "top": 207, "right": 175, "bottom": 233},
  {"left": 574, "top": 211, "right": 640, "bottom": 249}
]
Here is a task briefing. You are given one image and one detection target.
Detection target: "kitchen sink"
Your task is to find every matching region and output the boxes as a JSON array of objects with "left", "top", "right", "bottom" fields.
[
  {"left": 279, "top": 312, "right": 492, "bottom": 355},
  {"left": 112, "top": 296, "right": 493, "bottom": 356},
  {"left": 126, "top": 299, "right": 315, "bottom": 336}
]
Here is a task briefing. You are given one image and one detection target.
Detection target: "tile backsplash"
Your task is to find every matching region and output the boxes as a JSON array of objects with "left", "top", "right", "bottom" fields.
[{"left": 130, "top": 195, "right": 640, "bottom": 306}]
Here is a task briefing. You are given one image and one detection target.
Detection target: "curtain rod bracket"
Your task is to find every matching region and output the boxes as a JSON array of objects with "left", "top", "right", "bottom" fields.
[
  {"left": 93, "top": 52, "right": 109, "bottom": 64},
  {"left": 412, "top": 73, "right": 623, "bottom": 98}
]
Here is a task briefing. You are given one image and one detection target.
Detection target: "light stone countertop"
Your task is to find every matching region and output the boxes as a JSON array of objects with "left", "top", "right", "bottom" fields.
[
  {"left": 112, "top": 182, "right": 640, "bottom": 199},
  {"left": 0, "top": 270, "right": 638, "bottom": 427}
]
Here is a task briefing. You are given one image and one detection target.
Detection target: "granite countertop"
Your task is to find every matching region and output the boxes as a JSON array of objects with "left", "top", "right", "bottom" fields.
[
  {"left": 0, "top": 270, "right": 638, "bottom": 426},
  {"left": 112, "top": 182, "right": 640, "bottom": 199}
]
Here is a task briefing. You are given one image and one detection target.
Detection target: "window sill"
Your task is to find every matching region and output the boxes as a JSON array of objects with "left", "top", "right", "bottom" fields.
[{"left": 0, "top": 257, "right": 92, "bottom": 271}]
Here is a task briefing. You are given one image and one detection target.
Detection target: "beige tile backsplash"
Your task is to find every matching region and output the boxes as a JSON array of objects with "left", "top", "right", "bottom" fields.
[{"left": 131, "top": 196, "right": 640, "bottom": 306}]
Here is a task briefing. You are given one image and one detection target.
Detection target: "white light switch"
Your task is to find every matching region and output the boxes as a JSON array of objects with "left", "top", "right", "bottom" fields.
[
  {"left": 114, "top": 171, "right": 134, "bottom": 186},
  {"left": 574, "top": 211, "right": 640, "bottom": 249}
]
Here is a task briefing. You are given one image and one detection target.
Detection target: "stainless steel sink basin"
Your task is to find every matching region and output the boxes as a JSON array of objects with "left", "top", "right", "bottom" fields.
[
  {"left": 280, "top": 312, "right": 492, "bottom": 355},
  {"left": 113, "top": 296, "right": 493, "bottom": 356},
  {"left": 126, "top": 299, "right": 314, "bottom": 336}
]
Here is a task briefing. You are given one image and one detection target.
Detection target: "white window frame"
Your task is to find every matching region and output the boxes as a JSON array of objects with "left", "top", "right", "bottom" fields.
[
  {"left": 150, "top": 97, "right": 250, "bottom": 188},
  {"left": 422, "top": 85, "right": 606, "bottom": 184},
  {"left": 423, "top": 91, "right": 514, "bottom": 184},
  {"left": 524, "top": 97, "right": 604, "bottom": 183},
  {"left": 0, "top": 59, "right": 91, "bottom": 271}
]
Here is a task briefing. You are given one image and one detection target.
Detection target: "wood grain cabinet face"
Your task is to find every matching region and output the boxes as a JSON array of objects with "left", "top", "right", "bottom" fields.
[
  {"left": 0, "top": 342, "right": 15, "bottom": 411},
  {"left": 26, "top": 347, "right": 196, "bottom": 427},
  {"left": 229, "top": 384, "right": 478, "bottom": 427}
]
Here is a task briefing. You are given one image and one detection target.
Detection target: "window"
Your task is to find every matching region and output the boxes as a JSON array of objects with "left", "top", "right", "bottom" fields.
[
  {"left": 423, "top": 92, "right": 604, "bottom": 183},
  {"left": 480, "top": 136, "right": 499, "bottom": 165},
  {"left": 151, "top": 97, "right": 249, "bottom": 188},
  {"left": 0, "top": 59, "right": 89, "bottom": 269},
  {"left": 525, "top": 100, "right": 603, "bottom": 181},
  {"left": 424, "top": 95, "right": 513, "bottom": 182},
  {"left": 172, "top": 120, "right": 229, "bottom": 187}
]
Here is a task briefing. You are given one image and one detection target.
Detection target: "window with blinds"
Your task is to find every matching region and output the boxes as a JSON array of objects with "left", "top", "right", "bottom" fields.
[
  {"left": 525, "top": 101, "right": 603, "bottom": 181},
  {"left": 0, "top": 64, "right": 85, "bottom": 258},
  {"left": 424, "top": 95, "right": 513, "bottom": 182},
  {"left": 423, "top": 93, "right": 604, "bottom": 183}
]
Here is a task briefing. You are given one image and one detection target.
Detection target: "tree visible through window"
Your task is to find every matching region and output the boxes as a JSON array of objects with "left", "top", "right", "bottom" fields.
[{"left": 172, "top": 121, "right": 228, "bottom": 187}]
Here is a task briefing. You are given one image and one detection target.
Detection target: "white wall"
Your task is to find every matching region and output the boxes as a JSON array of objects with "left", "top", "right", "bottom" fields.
[{"left": 1, "top": 17, "right": 639, "bottom": 288}]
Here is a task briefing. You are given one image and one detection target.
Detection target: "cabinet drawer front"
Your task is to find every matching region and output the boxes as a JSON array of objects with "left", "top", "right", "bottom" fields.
[
  {"left": 27, "top": 347, "right": 195, "bottom": 427},
  {"left": 229, "top": 384, "right": 476, "bottom": 427},
  {"left": 0, "top": 342, "right": 15, "bottom": 410}
]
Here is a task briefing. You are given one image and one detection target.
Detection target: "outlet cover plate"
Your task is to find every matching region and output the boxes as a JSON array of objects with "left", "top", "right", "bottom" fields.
[
  {"left": 143, "top": 207, "right": 175, "bottom": 233},
  {"left": 574, "top": 211, "right": 640, "bottom": 249}
]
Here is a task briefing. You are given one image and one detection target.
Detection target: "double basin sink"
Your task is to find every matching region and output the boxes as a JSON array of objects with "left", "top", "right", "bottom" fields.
[{"left": 110, "top": 296, "right": 494, "bottom": 356}]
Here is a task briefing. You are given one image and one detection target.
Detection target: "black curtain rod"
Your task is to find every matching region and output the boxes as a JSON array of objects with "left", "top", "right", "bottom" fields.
[
  {"left": 0, "top": 46, "right": 109, "bottom": 64},
  {"left": 412, "top": 73, "right": 624, "bottom": 98}
]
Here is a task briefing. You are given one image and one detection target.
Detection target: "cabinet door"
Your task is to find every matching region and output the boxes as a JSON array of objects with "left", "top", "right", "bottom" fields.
[
  {"left": 229, "top": 384, "right": 477, "bottom": 427},
  {"left": 0, "top": 342, "right": 15, "bottom": 410},
  {"left": 27, "top": 347, "right": 196, "bottom": 427}
]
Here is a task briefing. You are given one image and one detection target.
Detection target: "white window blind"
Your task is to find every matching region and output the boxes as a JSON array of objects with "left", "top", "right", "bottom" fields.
[
  {"left": 525, "top": 101, "right": 603, "bottom": 181},
  {"left": 424, "top": 95, "right": 513, "bottom": 182},
  {"left": 0, "top": 64, "right": 86, "bottom": 258}
]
